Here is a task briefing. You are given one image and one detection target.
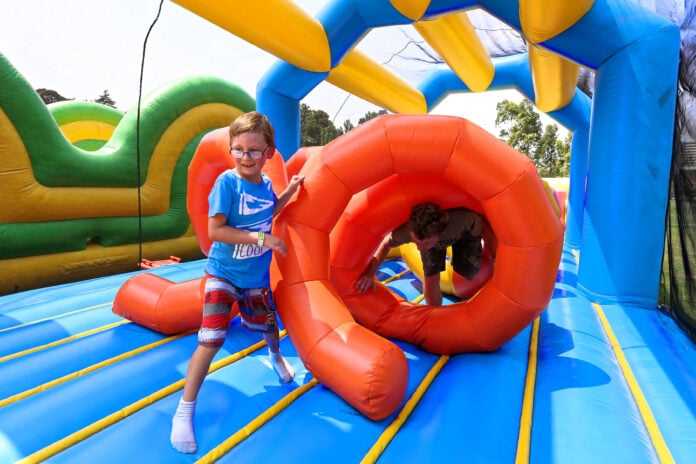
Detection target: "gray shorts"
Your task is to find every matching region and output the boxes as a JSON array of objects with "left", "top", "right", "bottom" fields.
[
  {"left": 198, "top": 275, "right": 277, "bottom": 347},
  {"left": 421, "top": 236, "right": 482, "bottom": 280}
]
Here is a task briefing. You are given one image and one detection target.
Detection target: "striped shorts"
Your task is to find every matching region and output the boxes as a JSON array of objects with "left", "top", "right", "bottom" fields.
[{"left": 198, "top": 275, "right": 277, "bottom": 347}]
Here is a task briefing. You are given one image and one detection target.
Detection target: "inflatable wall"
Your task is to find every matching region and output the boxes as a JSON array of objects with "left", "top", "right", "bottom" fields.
[{"left": 0, "top": 54, "right": 255, "bottom": 293}]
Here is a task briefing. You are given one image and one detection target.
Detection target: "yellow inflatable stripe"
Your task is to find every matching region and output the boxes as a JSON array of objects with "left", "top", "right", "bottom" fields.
[
  {"left": 327, "top": 50, "right": 427, "bottom": 115},
  {"left": 515, "top": 317, "right": 541, "bottom": 464},
  {"left": 388, "top": 0, "right": 430, "bottom": 21},
  {"left": 17, "top": 331, "right": 273, "bottom": 464},
  {"left": 196, "top": 378, "right": 320, "bottom": 463},
  {"left": 0, "top": 303, "right": 111, "bottom": 334},
  {"left": 172, "top": 0, "right": 330, "bottom": 72},
  {"left": 519, "top": 0, "right": 594, "bottom": 44},
  {"left": 381, "top": 268, "right": 411, "bottom": 285},
  {"left": 592, "top": 303, "right": 675, "bottom": 464},
  {"left": 0, "top": 104, "right": 244, "bottom": 222},
  {"left": 0, "top": 330, "right": 195, "bottom": 408},
  {"left": 414, "top": 12, "right": 494, "bottom": 92},
  {"left": 529, "top": 44, "right": 580, "bottom": 112},
  {"left": 361, "top": 355, "right": 450, "bottom": 464},
  {"left": 0, "top": 321, "right": 128, "bottom": 364},
  {"left": 59, "top": 120, "right": 116, "bottom": 144}
]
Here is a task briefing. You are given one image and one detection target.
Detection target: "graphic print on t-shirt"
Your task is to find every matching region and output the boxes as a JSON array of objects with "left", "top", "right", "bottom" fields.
[
  {"left": 238, "top": 191, "right": 275, "bottom": 216},
  {"left": 231, "top": 191, "right": 275, "bottom": 261},
  {"left": 231, "top": 215, "right": 273, "bottom": 260}
]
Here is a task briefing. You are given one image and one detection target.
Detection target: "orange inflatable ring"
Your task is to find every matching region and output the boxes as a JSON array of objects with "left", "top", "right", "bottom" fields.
[{"left": 272, "top": 114, "right": 563, "bottom": 420}]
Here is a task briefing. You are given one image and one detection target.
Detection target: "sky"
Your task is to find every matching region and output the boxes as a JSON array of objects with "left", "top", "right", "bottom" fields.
[{"left": 0, "top": 0, "right": 539, "bottom": 136}]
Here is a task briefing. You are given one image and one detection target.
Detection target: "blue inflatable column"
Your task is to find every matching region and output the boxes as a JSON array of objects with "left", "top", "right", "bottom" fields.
[
  {"left": 257, "top": 86, "right": 301, "bottom": 161},
  {"left": 563, "top": 125, "right": 589, "bottom": 250},
  {"left": 545, "top": 87, "right": 591, "bottom": 251},
  {"left": 256, "top": 61, "right": 327, "bottom": 160},
  {"left": 577, "top": 24, "right": 679, "bottom": 306}
]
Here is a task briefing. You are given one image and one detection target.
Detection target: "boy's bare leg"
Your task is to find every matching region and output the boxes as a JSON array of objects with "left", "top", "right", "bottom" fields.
[
  {"left": 263, "top": 330, "right": 294, "bottom": 383},
  {"left": 171, "top": 345, "right": 218, "bottom": 454}
]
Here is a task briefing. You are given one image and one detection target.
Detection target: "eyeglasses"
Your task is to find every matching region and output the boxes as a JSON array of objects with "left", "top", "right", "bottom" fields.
[{"left": 230, "top": 147, "right": 268, "bottom": 159}]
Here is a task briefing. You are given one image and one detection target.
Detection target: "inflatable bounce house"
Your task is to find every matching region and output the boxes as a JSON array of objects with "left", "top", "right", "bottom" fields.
[{"left": 1, "top": 1, "right": 695, "bottom": 463}]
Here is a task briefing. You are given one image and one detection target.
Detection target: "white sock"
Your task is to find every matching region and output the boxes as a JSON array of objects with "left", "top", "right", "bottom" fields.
[
  {"left": 171, "top": 399, "right": 197, "bottom": 454},
  {"left": 269, "top": 351, "right": 295, "bottom": 383}
]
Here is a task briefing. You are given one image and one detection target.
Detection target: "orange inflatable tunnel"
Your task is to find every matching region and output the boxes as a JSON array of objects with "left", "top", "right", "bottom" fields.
[
  {"left": 274, "top": 115, "right": 563, "bottom": 382},
  {"left": 112, "top": 126, "right": 288, "bottom": 334}
]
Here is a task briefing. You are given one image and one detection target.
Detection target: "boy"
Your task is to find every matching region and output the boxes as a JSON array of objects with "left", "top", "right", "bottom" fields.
[
  {"left": 171, "top": 111, "right": 304, "bottom": 454},
  {"left": 355, "top": 202, "right": 495, "bottom": 306}
]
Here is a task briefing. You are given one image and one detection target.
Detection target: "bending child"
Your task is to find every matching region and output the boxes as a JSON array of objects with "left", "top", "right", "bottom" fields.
[
  {"left": 171, "top": 111, "right": 304, "bottom": 454},
  {"left": 355, "top": 202, "right": 495, "bottom": 306}
]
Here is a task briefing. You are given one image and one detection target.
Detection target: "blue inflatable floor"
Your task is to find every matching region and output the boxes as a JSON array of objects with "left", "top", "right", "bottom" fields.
[{"left": 1, "top": 246, "right": 695, "bottom": 463}]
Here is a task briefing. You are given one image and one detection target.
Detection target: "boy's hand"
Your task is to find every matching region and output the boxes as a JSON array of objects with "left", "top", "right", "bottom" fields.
[
  {"left": 263, "top": 234, "right": 288, "bottom": 257},
  {"left": 288, "top": 175, "right": 305, "bottom": 193},
  {"left": 273, "top": 175, "right": 306, "bottom": 217},
  {"left": 354, "top": 273, "right": 377, "bottom": 293}
]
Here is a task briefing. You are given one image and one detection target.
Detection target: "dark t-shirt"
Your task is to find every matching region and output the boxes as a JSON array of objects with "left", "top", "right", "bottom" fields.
[{"left": 388, "top": 207, "right": 484, "bottom": 278}]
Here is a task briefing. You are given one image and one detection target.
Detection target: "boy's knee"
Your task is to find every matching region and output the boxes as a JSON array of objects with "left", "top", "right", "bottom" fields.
[
  {"left": 197, "top": 326, "right": 227, "bottom": 347},
  {"left": 453, "top": 259, "right": 480, "bottom": 280}
]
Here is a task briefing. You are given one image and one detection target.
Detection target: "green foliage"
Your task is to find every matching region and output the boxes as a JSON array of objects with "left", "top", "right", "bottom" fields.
[
  {"left": 358, "top": 109, "right": 387, "bottom": 125},
  {"left": 94, "top": 89, "right": 117, "bottom": 108},
  {"left": 36, "top": 88, "right": 70, "bottom": 105},
  {"left": 300, "top": 105, "right": 388, "bottom": 147},
  {"left": 341, "top": 119, "right": 354, "bottom": 133},
  {"left": 495, "top": 98, "right": 570, "bottom": 177},
  {"left": 300, "top": 103, "right": 342, "bottom": 146}
]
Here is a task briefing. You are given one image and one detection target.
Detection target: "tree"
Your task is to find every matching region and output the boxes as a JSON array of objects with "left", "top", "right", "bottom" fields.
[
  {"left": 495, "top": 98, "right": 570, "bottom": 177},
  {"left": 36, "top": 88, "right": 70, "bottom": 105},
  {"left": 300, "top": 103, "right": 342, "bottom": 146},
  {"left": 341, "top": 119, "right": 354, "bottom": 134},
  {"left": 300, "top": 104, "right": 389, "bottom": 147},
  {"left": 358, "top": 109, "right": 387, "bottom": 125},
  {"left": 94, "top": 90, "right": 116, "bottom": 108}
]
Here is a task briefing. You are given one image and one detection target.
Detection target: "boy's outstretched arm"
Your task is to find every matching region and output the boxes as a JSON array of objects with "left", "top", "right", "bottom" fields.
[
  {"left": 273, "top": 175, "right": 305, "bottom": 216},
  {"left": 354, "top": 234, "right": 393, "bottom": 293}
]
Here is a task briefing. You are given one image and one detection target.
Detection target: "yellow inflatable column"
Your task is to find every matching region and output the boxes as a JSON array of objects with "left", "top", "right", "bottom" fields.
[
  {"left": 172, "top": 0, "right": 331, "bottom": 72},
  {"left": 519, "top": 0, "right": 594, "bottom": 43},
  {"left": 518, "top": 0, "right": 591, "bottom": 112},
  {"left": 529, "top": 44, "right": 580, "bottom": 112},
  {"left": 388, "top": 0, "right": 430, "bottom": 21},
  {"left": 328, "top": 50, "right": 427, "bottom": 114},
  {"left": 414, "top": 12, "right": 494, "bottom": 92}
]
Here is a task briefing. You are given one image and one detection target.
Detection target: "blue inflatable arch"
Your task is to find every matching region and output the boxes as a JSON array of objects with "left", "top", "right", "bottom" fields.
[{"left": 173, "top": 0, "right": 680, "bottom": 308}]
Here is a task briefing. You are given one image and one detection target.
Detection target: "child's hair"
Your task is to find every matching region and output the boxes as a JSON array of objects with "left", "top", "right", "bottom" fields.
[
  {"left": 229, "top": 111, "right": 275, "bottom": 148},
  {"left": 409, "top": 202, "right": 448, "bottom": 239}
]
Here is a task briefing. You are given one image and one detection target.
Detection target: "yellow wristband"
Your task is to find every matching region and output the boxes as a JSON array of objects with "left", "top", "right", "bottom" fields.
[{"left": 257, "top": 231, "right": 265, "bottom": 247}]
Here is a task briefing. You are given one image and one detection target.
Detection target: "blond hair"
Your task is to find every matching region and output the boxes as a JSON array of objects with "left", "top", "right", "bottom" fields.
[{"left": 229, "top": 111, "right": 275, "bottom": 148}]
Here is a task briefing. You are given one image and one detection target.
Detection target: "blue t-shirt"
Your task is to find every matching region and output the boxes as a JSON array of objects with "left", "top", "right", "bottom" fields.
[{"left": 205, "top": 169, "right": 277, "bottom": 288}]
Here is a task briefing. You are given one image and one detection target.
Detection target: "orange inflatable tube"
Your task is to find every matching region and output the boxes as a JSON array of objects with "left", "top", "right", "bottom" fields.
[
  {"left": 274, "top": 115, "right": 563, "bottom": 379},
  {"left": 113, "top": 274, "right": 206, "bottom": 334}
]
